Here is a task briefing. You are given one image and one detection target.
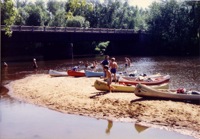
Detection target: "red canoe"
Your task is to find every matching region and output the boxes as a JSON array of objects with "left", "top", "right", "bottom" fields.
[
  {"left": 119, "top": 75, "right": 170, "bottom": 85},
  {"left": 67, "top": 70, "right": 85, "bottom": 77}
]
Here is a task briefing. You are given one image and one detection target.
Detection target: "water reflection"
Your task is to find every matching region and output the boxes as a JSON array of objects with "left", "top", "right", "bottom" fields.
[
  {"left": 105, "top": 120, "right": 113, "bottom": 134},
  {"left": 134, "top": 123, "right": 149, "bottom": 133},
  {"left": 0, "top": 98, "right": 195, "bottom": 139}
]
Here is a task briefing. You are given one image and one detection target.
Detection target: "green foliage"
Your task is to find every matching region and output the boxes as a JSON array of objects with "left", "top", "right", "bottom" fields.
[
  {"left": 147, "top": 0, "right": 200, "bottom": 55},
  {"left": 25, "top": 5, "right": 42, "bottom": 26},
  {"left": 2, "top": 0, "right": 199, "bottom": 55},
  {"left": 65, "top": 0, "right": 93, "bottom": 19},
  {"left": 95, "top": 41, "right": 110, "bottom": 54},
  {"left": 49, "top": 10, "right": 67, "bottom": 26},
  {"left": 47, "top": 0, "right": 64, "bottom": 15},
  {"left": 14, "top": 7, "right": 29, "bottom": 25},
  {"left": 1, "top": 0, "right": 17, "bottom": 37},
  {"left": 66, "top": 16, "right": 89, "bottom": 27}
]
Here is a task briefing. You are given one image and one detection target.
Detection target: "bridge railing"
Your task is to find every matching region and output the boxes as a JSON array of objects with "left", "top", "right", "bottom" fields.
[{"left": 1, "top": 25, "right": 136, "bottom": 34}]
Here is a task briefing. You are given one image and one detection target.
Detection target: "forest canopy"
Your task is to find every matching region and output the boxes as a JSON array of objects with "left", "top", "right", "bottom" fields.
[{"left": 1, "top": 0, "right": 200, "bottom": 55}]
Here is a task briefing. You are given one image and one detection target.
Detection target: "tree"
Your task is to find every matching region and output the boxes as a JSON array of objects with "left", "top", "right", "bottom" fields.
[
  {"left": 66, "top": 16, "right": 89, "bottom": 27},
  {"left": 14, "top": 7, "right": 28, "bottom": 25},
  {"left": 65, "top": 0, "right": 93, "bottom": 19},
  {"left": 47, "top": 0, "right": 64, "bottom": 16},
  {"left": 25, "top": 5, "right": 42, "bottom": 26},
  {"left": 147, "top": 0, "right": 200, "bottom": 55},
  {"left": 1, "top": 0, "right": 17, "bottom": 36},
  {"left": 49, "top": 9, "right": 67, "bottom": 27}
]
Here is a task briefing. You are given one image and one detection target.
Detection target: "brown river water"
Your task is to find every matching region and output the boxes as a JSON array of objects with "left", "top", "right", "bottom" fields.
[{"left": 1, "top": 56, "right": 200, "bottom": 139}]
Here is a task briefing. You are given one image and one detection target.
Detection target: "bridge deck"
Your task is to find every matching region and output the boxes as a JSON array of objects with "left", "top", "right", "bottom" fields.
[{"left": 1, "top": 25, "right": 136, "bottom": 34}]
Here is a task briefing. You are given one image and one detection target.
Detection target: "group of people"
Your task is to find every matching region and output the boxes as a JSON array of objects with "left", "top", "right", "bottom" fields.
[
  {"left": 73, "top": 61, "right": 99, "bottom": 71},
  {"left": 100, "top": 55, "right": 132, "bottom": 92}
]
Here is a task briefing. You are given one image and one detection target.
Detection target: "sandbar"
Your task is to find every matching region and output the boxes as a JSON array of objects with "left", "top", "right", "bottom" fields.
[{"left": 6, "top": 74, "right": 200, "bottom": 139}]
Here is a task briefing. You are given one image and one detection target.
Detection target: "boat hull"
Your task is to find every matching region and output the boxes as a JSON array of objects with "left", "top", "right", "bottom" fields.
[
  {"left": 67, "top": 70, "right": 85, "bottom": 77},
  {"left": 85, "top": 70, "right": 104, "bottom": 77},
  {"left": 49, "top": 69, "right": 68, "bottom": 77},
  {"left": 134, "top": 84, "right": 200, "bottom": 100},
  {"left": 94, "top": 80, "right": 169, "bottom": 92},
  {"left": 119, "top": 75, "right": 170, "bottom": 85}
]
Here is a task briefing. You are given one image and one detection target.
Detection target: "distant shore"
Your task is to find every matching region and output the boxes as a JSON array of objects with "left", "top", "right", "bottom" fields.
[{"left": 6, "top": 74, "right": 200, "bottom": 139}]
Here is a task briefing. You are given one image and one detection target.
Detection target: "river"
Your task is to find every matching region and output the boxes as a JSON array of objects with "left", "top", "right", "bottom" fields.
[{"left": 1, "top": 56, "right": 200, "bottom": 139}]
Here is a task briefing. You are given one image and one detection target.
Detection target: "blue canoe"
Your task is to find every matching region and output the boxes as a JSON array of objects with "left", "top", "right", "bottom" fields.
[{"left": 85, "top": 70, "right": 104, "bottom": 77}]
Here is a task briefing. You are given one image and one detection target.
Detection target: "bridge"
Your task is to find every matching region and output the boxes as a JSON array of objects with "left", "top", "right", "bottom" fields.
[
  {"left": 1, "top": 25, "right": 142, "bottom": 42},
  {"left": 1, "top": 25, "right": 149, "bottom": 60}
]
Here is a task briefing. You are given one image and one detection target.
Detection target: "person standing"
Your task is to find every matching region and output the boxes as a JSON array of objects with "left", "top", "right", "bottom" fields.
[
  {"left": 101, "top": 55, "right": 109, "bottom": 77},
  {"left": 3, "top": 62, "right": 8, "bottom": 67},
  {"left": 125, "top": 57, "right": 131, "bottom": 68},
  {"left": 109, "top": 57, "right": 118, "bottom": 83},
  {"left": 33, "top": 58, "right": 38, "bottom": 69}
]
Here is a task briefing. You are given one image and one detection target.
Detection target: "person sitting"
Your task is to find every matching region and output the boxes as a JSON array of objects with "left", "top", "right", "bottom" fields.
[
  {"left": 101, "top": 65, "right": 113, "bottom": 92},
  {"left": 72, "top": 66, "right": 79, "bottom": 71},
  {"left": 90, "top": 61, "right": 97, "bottom": 69},
  {"left": 84, "top": 61, "right": 89, "bottom": 69}
]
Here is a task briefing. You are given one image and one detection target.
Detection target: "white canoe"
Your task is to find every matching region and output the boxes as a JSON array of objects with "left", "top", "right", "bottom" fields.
[
  {"left": 49, "top": 69, "right": 68, "bottom": 77},
  {"left": 134, "top": 83, "right": 200, "bottom": 100}
]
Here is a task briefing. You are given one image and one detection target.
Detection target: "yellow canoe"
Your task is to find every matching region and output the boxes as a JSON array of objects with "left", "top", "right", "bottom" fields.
[{"left": 94, "top": 80, "right": 169, "bottom": 93}]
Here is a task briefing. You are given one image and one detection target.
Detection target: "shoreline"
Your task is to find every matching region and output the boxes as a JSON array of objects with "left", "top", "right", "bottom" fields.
[{"left": 5, "top": 74, "right": 200, "bottom": 139}]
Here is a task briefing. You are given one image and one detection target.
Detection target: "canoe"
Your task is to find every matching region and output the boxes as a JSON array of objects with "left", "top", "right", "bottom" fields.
[
  {"left": 85, "top": 70, "right": 104, "bottom": 77},
  {"left": 121, "top": 73, "right": 162, "bottom": 80},
  {"left": 67, "top": 70, "right": 85, "bottom": 77},
  {"left": 49, "top": 69, "right": 68, "bottom": 77},
  {"left": 119, "top": 75, "right": 170, "bottom": 85},
  {"left": 94, "top": 80, "right": 169, "bottom": 93},
  {"left": 134, "top": 83, "right": 200, "bottom": 100}
]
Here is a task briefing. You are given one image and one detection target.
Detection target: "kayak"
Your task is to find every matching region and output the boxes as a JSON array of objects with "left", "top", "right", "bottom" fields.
[
  {"left": 94, "top": 80, "right": 169, "bottom": 92},
  {"left": 134, "top": 83, "right": 200, "bottom": 100},
  {"left": 49, "top": 69, "right": 68, "bottom": 77},
  {"left": 67, "top": 70, "right": 85, "bottom": 77}
]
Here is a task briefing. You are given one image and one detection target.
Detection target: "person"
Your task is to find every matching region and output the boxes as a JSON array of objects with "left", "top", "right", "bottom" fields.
[
  {"left": 125, "top": 57, "right": 131, "bottom": 68},
  {"left": 33, "top": 58, "right": 38, "bottom": 69},
  {"left": 84, "top": 61, "right": 89, "bottom": 69},
  {"left": 101, "top": 55, "right": 109, "bottom": 77},
  {"left": 90, "top": 61, "right": 97, "bottom": 70},
  {"left": 3, "top": 62, "right": 8, "bottom": 67},
  {"left": 72, "top": 66, "right": 79, "bottom": 71},
  {"left": 109, "top": 57, "right": 118, "bottom": 83},
  {"left": 101, "top": 65, "right": 112, "bottom": 92}
]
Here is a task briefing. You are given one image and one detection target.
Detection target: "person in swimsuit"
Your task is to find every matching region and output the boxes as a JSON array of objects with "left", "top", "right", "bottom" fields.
[
  {"left": 101, "top": 55, "right": 109, "bottom": 77},
  {"left": 102, "top": 65, "right": 112, "bottom": 92},
  {"left": 109, "top": 57, "right": 118, "bottom": 83}
]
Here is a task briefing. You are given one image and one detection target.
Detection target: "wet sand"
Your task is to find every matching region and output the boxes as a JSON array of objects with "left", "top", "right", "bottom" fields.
[{"left": 6, "top": 74, "right": 200, "bottom": 139}]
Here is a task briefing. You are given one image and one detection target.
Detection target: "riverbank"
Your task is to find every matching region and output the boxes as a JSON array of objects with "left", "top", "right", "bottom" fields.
[{"left": 6, "top": 74, "right": 200, "bottom": 139}]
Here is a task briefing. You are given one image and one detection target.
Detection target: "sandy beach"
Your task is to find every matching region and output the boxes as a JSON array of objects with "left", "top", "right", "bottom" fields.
[{"left": 6, "top": 74, "right": 200, "bottom": 139}]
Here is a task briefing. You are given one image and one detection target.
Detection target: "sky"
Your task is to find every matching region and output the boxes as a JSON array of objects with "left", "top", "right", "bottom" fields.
[{"left": 25, "top": 0, "right": 160, "bottom": 9}]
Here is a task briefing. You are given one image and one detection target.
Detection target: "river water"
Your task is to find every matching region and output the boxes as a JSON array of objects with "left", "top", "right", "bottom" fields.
[{"left": 1, "top": 56, "right": 200, "bottom": 139}]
